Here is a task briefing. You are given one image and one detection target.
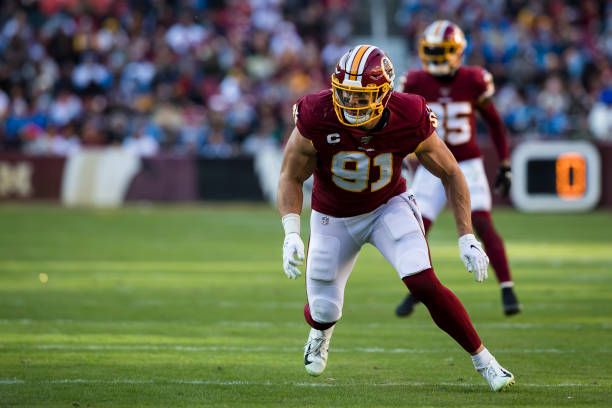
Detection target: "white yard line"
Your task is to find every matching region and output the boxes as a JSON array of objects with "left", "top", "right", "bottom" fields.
[
  {"left": 1, "top": 318, "right": 609, "bottom": 331},
  {"left": 0, "top": 378, "right": 603, "bottom": 388},
  {"left": 3, "top": 344, "right": 607, "bottom": 354}
]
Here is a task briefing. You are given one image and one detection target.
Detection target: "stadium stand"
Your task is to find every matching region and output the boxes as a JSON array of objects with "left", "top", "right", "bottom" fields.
[{"left": 0, "top": 0, "right": 610, "bottom": 156}]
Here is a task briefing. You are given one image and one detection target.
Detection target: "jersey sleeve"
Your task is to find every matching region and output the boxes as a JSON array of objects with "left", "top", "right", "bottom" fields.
[
  {"left": 477, "top": 100, "right": 510, "bottom": 160},
  {"left": 417, "top": 97, "right": 438, "bottom": 142},
  {"left": 293, "top": 96, "right": 314, "bottom": 141},
  {"left": 474, "top": 67, "right": 495, "bottom": 103}
]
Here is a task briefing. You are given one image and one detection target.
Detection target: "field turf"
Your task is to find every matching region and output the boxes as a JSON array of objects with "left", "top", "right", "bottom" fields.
[{"left": 0, "top": 204, "right": 611, "bottom": 407}]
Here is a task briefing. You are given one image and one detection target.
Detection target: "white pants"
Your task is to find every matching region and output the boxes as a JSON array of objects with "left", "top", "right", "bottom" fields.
[
  {"left": 306, "top": 192, "right": 431, "bottom": 324},
  {"left": 411, "top": 157, "right": 491, "bottom": 221}
]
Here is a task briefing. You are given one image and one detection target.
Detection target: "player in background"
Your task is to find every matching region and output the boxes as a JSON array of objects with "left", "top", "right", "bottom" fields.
[
  {"left": 396, "top": 20, "right": 520, "bottom": 318},
  {"left": 278, "top": 45, "right": 514, "bottom": 391}
]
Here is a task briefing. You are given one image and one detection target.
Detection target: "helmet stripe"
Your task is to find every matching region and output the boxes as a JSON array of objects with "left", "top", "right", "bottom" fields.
[
  {"left": 344, "top": 46, "right": 363, "bottom": 72},
  {"left": 433, "top": 20, "right": 443, "bottom": 37},
  {"left": 438, "top": 20, "right": 451, "bottom": 41},
  {"left": 348, "top": 45, "right": 370, "bottom": 80},
  {"left": 427, "top": 19, "right": 450, "bottom": 43},
  {"left": 356, "top": 46, "right": 376, "bottom": 79}
]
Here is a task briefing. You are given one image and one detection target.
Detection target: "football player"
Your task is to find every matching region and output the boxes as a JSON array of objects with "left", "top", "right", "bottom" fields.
[
  {"left": 278, "top": 45, "right": 515, "bottom": 391},
  {"left": 396, "top": 20, "right": 520, "bottom": 318}
]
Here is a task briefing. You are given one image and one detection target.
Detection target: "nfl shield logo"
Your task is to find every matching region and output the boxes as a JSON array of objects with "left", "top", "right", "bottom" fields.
[{"left": 321, "top": 216, "right": 329, "bottom": 225}]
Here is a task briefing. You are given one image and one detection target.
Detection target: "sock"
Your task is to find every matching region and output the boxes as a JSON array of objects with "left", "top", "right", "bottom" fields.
[
  {"left": 304, "top": 303, "right": 336, "bottom": 331},
  {"left": 472, "top": 210, "right": 512, "bottom": 284},
  {"left": 422, "top": 217, "right": 433, "bottom": 236},
  {"left": 471, "top": 347, "right": 494, "bottom": 370},
  {"left": 500, "top": 281, "right": 514, "bottom": 289},
  {"left": 402, "top": 268, "right": 482, "bottom": 353}
]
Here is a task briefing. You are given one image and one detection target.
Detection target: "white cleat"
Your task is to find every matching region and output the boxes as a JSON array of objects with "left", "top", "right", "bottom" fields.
[
  {"left": 477, "top": 358, "right": 515, "bottom": 391},
  {"left": 304, "top": 326, "right": 334, "bottom": 376}
]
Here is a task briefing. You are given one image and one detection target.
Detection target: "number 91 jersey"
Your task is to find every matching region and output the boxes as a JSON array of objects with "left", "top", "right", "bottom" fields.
[
  {"left": 399, "top": 66, "right": 494, "bottom": 162},
  {"left": 294, "top": 89, "right": 436, "bottom": 218}
]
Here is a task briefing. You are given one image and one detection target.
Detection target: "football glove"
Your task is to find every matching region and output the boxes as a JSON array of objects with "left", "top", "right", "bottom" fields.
[
  {"left": 458, "top": 234, "right": 489, "bottom": 283},
  {"left": 494, "top": 165, "right": 512, "bottom": 198},
  {"left": 283, "top": 232, "right": 305, "bottom": 279}
]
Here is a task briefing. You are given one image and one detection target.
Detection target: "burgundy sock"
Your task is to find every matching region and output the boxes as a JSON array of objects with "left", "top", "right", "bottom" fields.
[
  {"left": 472, "top": 210, "right": 512, "bottom": 283},
  {"left": 402, "top": 268, "right": 481, "bottom": 353},
  {"left": 304, "top": 303, "right": 336, "bottom": 330},
  {"left": 423, "top": 217, "right": 433, "bottom": 236}
]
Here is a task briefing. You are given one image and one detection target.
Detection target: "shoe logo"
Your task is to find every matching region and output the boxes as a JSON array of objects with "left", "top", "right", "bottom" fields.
[
  {"left": 304, "top": 345, "right": 313, "bottom": 365},
  {"left": 500, "top": 368, "right": 512, "bottom": 378}
]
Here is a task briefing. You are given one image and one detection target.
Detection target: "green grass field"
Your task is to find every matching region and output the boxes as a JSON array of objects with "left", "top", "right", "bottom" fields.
[{"left": 0, "top": 204, "right": 611, "bottom": 407}]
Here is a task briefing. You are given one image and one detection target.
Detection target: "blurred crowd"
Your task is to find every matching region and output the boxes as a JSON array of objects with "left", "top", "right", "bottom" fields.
[{"left": 0, "top": 0, "right": 611, "bottom": 158}]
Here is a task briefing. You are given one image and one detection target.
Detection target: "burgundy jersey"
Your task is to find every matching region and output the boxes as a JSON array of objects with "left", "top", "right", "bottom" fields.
[
  {"left": 399, "top": 66, "right": 494, "bottom": 162},
  {"left": 294, "top": 89, "right": 436, "bottom": 217}
]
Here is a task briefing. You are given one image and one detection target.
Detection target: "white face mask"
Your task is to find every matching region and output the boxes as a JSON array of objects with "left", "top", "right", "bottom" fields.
[{"left": 343, "top": 108, "right": 372, "bottom": 125}]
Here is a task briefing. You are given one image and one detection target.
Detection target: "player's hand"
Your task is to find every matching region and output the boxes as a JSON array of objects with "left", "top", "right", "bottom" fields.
[
  {"left": 283, "top": 232, "right": 305, "bottom": 279},
  {"left": 458, "top": 234, "right": 489, "bottom": 282},
  {"left": 494, "top": 165, "right": 512, "bottom": 198}
]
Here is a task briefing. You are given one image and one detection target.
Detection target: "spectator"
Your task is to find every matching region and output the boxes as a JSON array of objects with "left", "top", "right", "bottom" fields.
[
  {"left": 200, "top": 129, "right": 233, "bottom": 158},
  {"left": 242, "top": 114, "right": 279, "bottom": 155},
  {"left": 48, "top": 89, "right": 82, "bottom": 127},
  {"left": 165, "top": 12, "right": 208, "bottom": 55},
  {"left": 123, "top": 124, "right": 160, "bottom": 157},
  {"left": 589, "top": 89, "right": 612, "bottom": 140},
  {"left": 71, "top": 53, "right": 112, "bottom": 91}
]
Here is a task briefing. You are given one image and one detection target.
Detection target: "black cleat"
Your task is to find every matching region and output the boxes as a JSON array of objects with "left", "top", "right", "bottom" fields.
[
  {"left": 395, "top": 293, "right": 419, "bottom": 317},
  {"left": 502, "top": 287, "right": 521, "bottom": 316}
]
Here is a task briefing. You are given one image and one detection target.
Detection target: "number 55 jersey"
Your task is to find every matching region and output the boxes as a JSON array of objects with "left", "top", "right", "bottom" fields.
[
  {"left": 293, "top": 89, "right": 436, "bottom": 218},
  {"left": 399, "top": 66, "right": 497, "bottom": 163}
]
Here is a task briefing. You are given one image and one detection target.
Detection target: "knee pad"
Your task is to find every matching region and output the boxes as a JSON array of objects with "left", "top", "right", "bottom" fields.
[{"left": 310, "top": 297, "right": 341, "bottom": 323}]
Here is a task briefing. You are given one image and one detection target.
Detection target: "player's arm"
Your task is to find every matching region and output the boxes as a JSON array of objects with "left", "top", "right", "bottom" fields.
[
  {"left": 476, "top": 99, "right": 509, "bottom": 168},
  {"left": 277, "top": 126, "right": 317, "bottom": 279},
  {"left": 415, "top": 132, "right": 489, "bottom": 282},
  {"left": 476, "top": 69, "right": 511, "bottom": 197},
  {"left": 415, "top": 132, "right": 472, "bottom": 236},
  {"left": 278, "top": 126, "right": 317, "bottom": 216}
]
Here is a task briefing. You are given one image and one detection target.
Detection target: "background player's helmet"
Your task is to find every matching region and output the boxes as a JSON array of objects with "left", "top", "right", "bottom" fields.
[
  {"left": 419, "top": 20, "right": 466, "bottom": 76},
  {"left": 331, "top": 45, "right": 395, "bottom": 127}
]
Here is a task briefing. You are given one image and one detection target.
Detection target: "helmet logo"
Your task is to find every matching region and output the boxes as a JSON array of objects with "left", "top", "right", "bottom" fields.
[{"left": 382, "top": 57, "right": 395, "bottom": 82}]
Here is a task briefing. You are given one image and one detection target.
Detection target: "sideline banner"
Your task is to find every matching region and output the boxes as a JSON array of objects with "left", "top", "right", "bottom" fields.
[
  {"left": 61, "top": 148, "right": 141, "bottom": 207},
  {"left": 0, "top": 153, "right": 65, "bottom": 200}
]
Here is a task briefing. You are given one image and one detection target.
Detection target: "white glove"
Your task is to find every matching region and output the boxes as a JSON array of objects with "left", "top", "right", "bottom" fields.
[
  {"left": 283, "top": 232, "right": 305, "bottom": 279},
  {"left": 458, "top": 234, "right": 489, "bottom": 282}
]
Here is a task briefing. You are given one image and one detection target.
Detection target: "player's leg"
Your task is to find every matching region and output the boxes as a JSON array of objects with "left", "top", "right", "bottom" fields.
[
  {"left": 402, "top": 269, "right": 515, "bottom": 391},
  {"left": 461, "top": 158, "right": 521, "bottom": 315},
  {"left": 303, "top": 210, "right": 363, "bottom": 376},
  {"left": 396, "top": 166, "right": 446, "bottom": 317},
  {"left": 371, "top": 195, "right": 514, "bottom": 391}
]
